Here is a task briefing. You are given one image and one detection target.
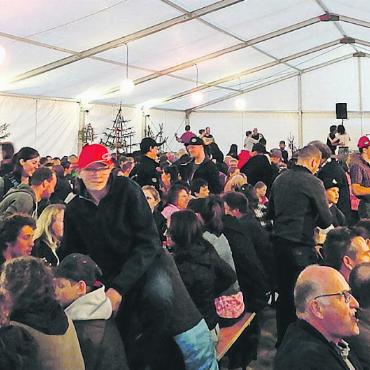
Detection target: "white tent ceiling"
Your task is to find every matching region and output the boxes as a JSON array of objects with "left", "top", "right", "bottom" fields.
[{"left": 1, "top": 0, "right": 370, "bottom": 113}]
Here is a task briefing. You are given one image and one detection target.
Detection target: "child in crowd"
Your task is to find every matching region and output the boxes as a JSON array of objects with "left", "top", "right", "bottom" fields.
[
  {"left": 1, "top": 256, "right": 84, "bottom": 370},
  {"left": 54, "top": 253, "right": 129, "bottom": 370},
  {"left": 254, "top": 181, "right": 268, "bottom": 205}
]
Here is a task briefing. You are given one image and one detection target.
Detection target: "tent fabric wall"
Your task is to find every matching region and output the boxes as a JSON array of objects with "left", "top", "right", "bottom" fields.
[
  {"left": 1, "top": 93, "right": 369, "bottom": 157},
  {"left": 0, "top": 95, "right": 79, "bottom": 156}
]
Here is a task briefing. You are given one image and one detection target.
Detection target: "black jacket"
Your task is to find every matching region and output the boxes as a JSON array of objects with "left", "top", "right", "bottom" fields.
[
  {"left": 32, "top": 238, "right": 59, "bottom": 266},
  {"left": 130, "top": 155, "right": 161, "bottom": 190},
  {"left": 174, "top": 239, "right": 236, "bottom": 330},
  {"left": 268, "top": 165, "right": 332, "bottom": 246},
  {"left": 179, "top": 158, "right": 222, "bottom": 194},
  {"left": 59, "top": 176, "right": 162, "bottom": 295},
  {"left": 239, "top": 212, "right": 274, "bottom": 280},
  {"left": 240, "top": 154, "right": 273, "bottom": 189},
  {"left": 222, "top": 215, "right": 270, "bottom": 312},
  {"left": 274, "top": 319, "right": 363, "bottom": 370}
]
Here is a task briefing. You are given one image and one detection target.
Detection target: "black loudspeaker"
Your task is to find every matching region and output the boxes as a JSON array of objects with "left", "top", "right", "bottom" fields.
[{"left": 336, "top": 103, "right": 347, "bottom": 119}]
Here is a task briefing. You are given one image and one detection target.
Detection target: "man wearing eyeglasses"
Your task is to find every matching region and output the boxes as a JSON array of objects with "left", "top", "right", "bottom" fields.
[
  {"left": 60, "top": 144, "right": 220, "bottom": 370},
  {"left": 59, "top": 144, "right": 172, "bottom": 368},
  {"left": 274, "top": 265, "right": 362, "bottom": 370}
]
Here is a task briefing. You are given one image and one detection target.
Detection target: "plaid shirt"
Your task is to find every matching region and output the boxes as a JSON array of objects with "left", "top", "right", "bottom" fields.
[{"left": 350, "top": 155, "right": 370, "bottom": 200}]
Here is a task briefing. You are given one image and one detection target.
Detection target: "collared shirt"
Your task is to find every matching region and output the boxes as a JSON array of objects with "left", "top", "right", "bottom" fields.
[
  {"left": 335, "top": 340, "right": 356, "bottom": 370},
  {"left": 350, "top": 155, "right": 370, "bottom": 200}
]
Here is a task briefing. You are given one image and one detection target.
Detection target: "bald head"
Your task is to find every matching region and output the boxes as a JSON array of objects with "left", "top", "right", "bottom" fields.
[
  {"left": 294, "top": 265, "right": 359, "bottom": 344},
  {"left": 294, "top": 265, "right": 348, "bottom": 315}
]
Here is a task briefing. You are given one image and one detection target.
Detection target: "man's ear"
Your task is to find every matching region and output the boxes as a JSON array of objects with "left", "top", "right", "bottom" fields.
[
  {"left": 308, "top": 299, "right": 324, "bottom": 320},
  {"left": 342, "top": 255, "right": 355, "bottom": 270},
  {"left": 76, "top": 280, "right": 87, "bottom": 296}
]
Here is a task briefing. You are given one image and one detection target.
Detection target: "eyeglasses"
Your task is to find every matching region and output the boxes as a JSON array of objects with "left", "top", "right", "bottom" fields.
[
  {"left": 83, "top": 166, "right": 111, "bottom": 173},
  {"left": 314, "top": 290, "right": 352, "bottom": 304}
]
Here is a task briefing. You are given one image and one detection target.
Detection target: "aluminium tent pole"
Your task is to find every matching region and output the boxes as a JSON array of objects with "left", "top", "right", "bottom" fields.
[
  {"left": 357, "top": 56, "right": 364, "bottom": 135},
  {"left": 78, "top": 103, "right": 86, "bottom": 153},
  {"left": 298, "top": 73, "right": 303, "bottom": 148}
]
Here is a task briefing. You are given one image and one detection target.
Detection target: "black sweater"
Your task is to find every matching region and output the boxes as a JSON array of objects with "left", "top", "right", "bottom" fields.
[
  {"left": 268, "top": 165, "right": 332, "bottom": 246},
  {"left": 174, "top": 239, "right": 236, "bottom": 330},
  {"left": 59, "top": 176, "right": 162, "bottom": 295}
]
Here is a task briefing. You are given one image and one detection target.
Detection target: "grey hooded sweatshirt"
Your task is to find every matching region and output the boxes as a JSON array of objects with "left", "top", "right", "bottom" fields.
[{"left": 0, "top": 184, "right": 37, "bottom": 220}]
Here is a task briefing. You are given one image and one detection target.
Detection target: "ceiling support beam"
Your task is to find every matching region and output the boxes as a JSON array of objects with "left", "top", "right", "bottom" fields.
[
  {"left": 185, "top": 54, "right": 353, "bottom": 113},
  {"left": 160, "top": 39, "right": 341, "bottom": 104},
  {"left": 339, "top": 15, "right": 370, "bottom": 29},
  {"left": 11, "top": 0, "right": 243, "bottom": 83},
  {"left": 104, "top": 15, "right": 322, "bottom": 96},
  {"left": 315, "top": 0, "right": 359, "bottom": 54},
  {"left": 160, "top": 0, "right": 301, "bottom": 72}
]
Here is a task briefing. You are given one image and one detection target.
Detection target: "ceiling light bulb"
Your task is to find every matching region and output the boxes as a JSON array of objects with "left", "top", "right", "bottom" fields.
[
  {"left": 235, "top": 97, "right": 246, "bottom": 110},
  {"left": 120, "top": 78, "right": 135, "bottom": 95},
  {"left": 191, "top": 91, "right": 204, "bottom": 104},
  {"left": 0, "top": 46, "right": 5, "bottom": 64}
]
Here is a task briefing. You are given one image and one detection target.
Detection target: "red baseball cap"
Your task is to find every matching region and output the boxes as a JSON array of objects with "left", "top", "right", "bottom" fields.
[
  {"left": 357, "top": 136, "right": 370, "bottom": 149},
  {"left": 78, "top": 144, "right": 113, "bottom": 169}
]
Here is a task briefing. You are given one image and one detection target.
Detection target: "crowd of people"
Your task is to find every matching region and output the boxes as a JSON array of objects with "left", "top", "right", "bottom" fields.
[{"left": 0, "top": 123, "right": 369, "bottom": 370}]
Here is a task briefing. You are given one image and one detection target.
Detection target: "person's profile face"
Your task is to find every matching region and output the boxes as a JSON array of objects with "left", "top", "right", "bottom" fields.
[
  {"left": 54, "top": 278, "right": 81, "bottom": 308},
  {"left": 352, "top": 236, "right": 370, "bottom": 266},
  {"left": 317, "top": 275, "right": 359, "bottom": 341},
  {"left": 143, "top": 189, "right": 158, "bottom": 212},
  {"left": 52, "top": 210, "right": 65, "bottom": 240},
  {"left": 325, "top": 187, "right": 339, "bottom": 205},
  {"left": 197, "top": 185, "right": 209, "bottom": 199},
  {"left": 8, "top": 225, "right": 34, "bottom": 258}
]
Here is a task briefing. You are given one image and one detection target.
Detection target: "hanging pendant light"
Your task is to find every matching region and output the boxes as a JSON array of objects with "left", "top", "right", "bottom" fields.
[
  {"left": 235, "top": 97, "right": 246, "bottom": 110},
  {"left": 190, "top": 64, "right": 203, "bottom": 104},
  {"left": 120, "top": 43, "right": 135, "bottom": 96}
]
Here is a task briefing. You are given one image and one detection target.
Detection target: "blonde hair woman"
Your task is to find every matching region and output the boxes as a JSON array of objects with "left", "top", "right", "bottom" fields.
[
  {"left": 32, "top": 204, "right": 65, "bottom": 266},
  {"left": 224, "top": 173, "right": 248, "bottom": 192}
]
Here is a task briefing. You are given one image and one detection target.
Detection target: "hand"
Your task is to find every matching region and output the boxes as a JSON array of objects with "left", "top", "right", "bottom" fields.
[{"left": 106, "top": 288, "right": 122, "bottom": 312}]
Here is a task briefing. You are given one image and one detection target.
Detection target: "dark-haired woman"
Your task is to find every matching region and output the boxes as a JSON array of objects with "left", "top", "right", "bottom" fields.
[
  {"left": 188, "top": 196, "right": 245, "bottom": 324},
  {"left": 169, "top": 210, "right": 236, "bottom": 344},
  {"left": 0, "top": 214, "right": 36, "bottom": 265},
  {"left": 0, "top": 147, "right": 40, "bottom": 198},
  {"left": 1, "top": 256, "right": 85, "bottom": 370},
  {"left": 226, "top": 144, "right": 239, "bottom": 160},
  {"left": 161, "top": 184, "right": 190, "bottom": 221}
]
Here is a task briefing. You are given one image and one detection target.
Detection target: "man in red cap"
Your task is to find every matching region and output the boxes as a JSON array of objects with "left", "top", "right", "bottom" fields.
[
  {"left": 351, "top": 136, "right": 370, "bottom": 219},
  {"left": 59, "top": 144, "right": 170, "bottom": 368},
  {"left": 59, "top": 144, "right": 219, "bottom": 370}
]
